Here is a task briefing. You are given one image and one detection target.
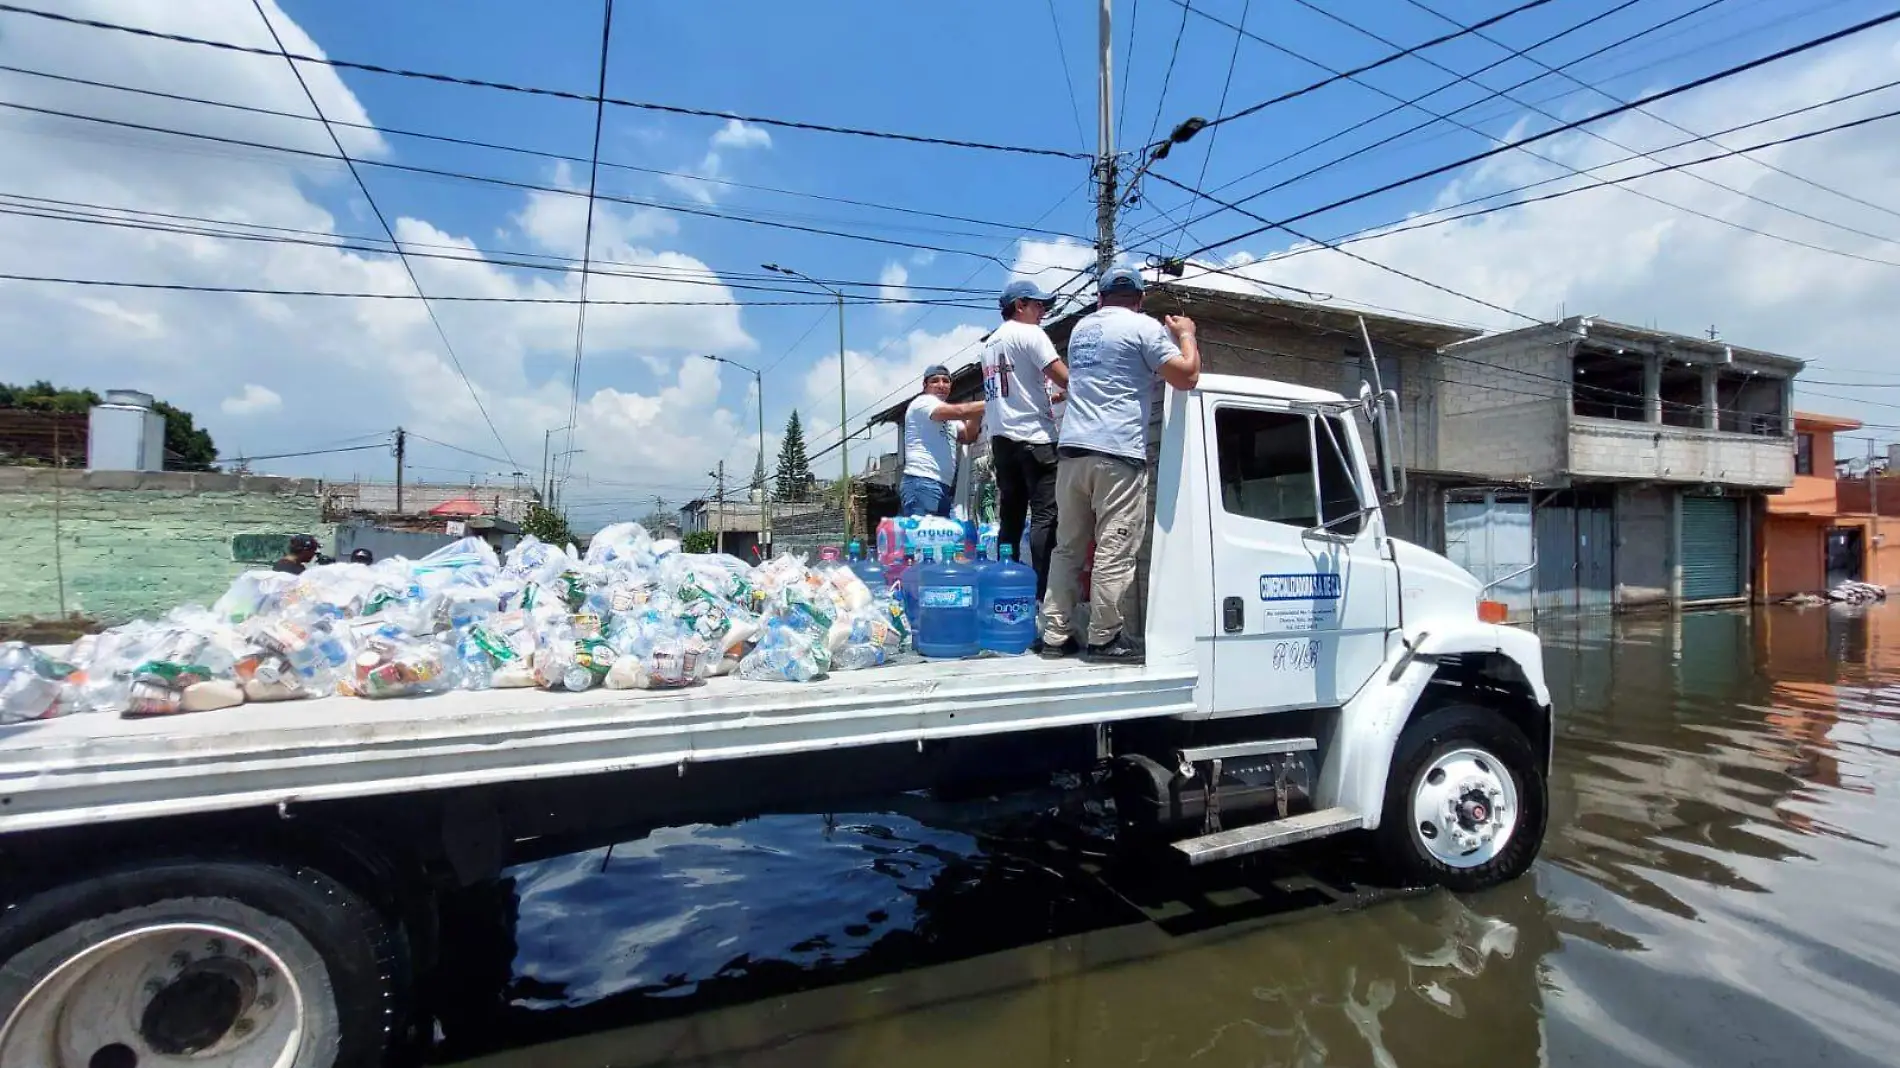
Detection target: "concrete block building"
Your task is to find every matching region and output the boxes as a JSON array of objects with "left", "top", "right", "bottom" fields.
[{"left": 1436, "top": 317, "right": 1799, "bottom": 614}]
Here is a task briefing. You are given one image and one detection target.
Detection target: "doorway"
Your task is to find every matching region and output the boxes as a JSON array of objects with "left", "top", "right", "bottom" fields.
[{"left": 1826, "top": 527, "right": 1865, "bottom": 588}]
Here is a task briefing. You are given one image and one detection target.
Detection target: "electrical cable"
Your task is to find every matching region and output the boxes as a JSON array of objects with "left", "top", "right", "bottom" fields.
[
  {"left": 1116, "top": 0, "right": 1140, "bottom": 145},
  {"left": 1140, "top": 0, "right": 1192, "bottom": 157},
  {"left": 247, "top": 0, "right": 518, "bottom": 469},
  {"left": 561, "top": 0, "right": 616, "bottom": 487},
  {"left": 1174, "top": 8, "right": 1900, "bottom": 261},
  {"left": 1399, "top": 0, "right": 1900, "bottom": 224},
  {"left": 0, "top": 62, "right": 1096, "bottom": 243},
  {"left": 1167, "top": 0, "right": 1557, "bottom": 142},
  {"left": 216, "top": 442, "right": 390, "bottom": 464},
  {"left": 1273, "top": 0, "right": 1900, "bottom": 252},
  {"left": 1173, "top": 0, "right": 1250, "bottom": 258},
  {"left": 1046, "top": 0, "right": 1091, "bottom": 153},
  {"left": 0, "top": 98, "right": 1075, "bottom": 269},
  {"left": 0, "top": 3, "right": 1089, "bottom": 159}
]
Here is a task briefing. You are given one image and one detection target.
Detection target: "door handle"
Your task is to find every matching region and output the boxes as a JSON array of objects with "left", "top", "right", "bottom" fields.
[{"left": 1222, "top": 596, "right": 1244, "bottom": 633}]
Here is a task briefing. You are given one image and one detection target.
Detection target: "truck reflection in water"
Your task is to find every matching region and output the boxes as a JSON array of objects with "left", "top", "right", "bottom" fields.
[{"left": 436, "top": 604, "right": 1900, "bottom": 1068}]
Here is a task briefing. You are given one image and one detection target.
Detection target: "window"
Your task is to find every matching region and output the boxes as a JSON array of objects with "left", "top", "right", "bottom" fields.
[
  {"left": 1213, "top": 409, "right": 1364, "bottom": 535},
  {"left": 1795, "top": 432, "right": 1814, "bottom": 476}
]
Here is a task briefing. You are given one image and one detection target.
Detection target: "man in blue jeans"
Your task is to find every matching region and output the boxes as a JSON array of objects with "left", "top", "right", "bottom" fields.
[{"left": 900, "top": 364, "right": 984, "bottom": 516}]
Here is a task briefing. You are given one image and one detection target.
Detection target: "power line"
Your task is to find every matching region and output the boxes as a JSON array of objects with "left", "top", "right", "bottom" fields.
[
  {"left": 404, "top": 431, "right": 520, "bottom": 471},
  {"left": 0, "top": 272, "right": 997, "bottom": 307},
  {"left": 561, "top": 0, "right": 616, "bottom": 488},
  {"left": 1170, "top": 0, "right": 1557, "bottom": 141},
  {"left": 0, "top": 3, "right": 1090, "bottom": 160},
  {"left": 0, "top": 193, "right": 1019, "bottom": 298},
  {"left": 1128, "top": 0, "right": 1666, "bottom": 249},
  {"left": 1140, "top": 0, "right": 1192, "bottom": 156},
  {"left": 218, "top": 442, "right": 389, "bottom": 464},
  {"left": 1146, "top": 170, "right": 1544, "bottom": 323},
  {"left": 1397, "top": 0, "right": 1900, "bottom": 225},
  {"left": 1278, "top": 0, "right": 1900, "bottom": 254},
  {"left": 0, "top": 59, "right": 1098, "bottom": 243},
  {"left": 0, "top": 97, "right": 1074, "bottom": 270},
  {"left": 1045, "top": 0, "right": 1091, "bottom": 153},
  {"left": 1173, "top": 0, "right": 1251, "bottom": 258},
  {"left": 247, "top": 0, "right": 517, "bottom": 470},
  {"left": 1177, "top": 8, "right": 1900, "bottom": 261},
  {"left": 1255, "top": 97, "right": 1900, "bottom": 270},
  {"left": 1116, "top": 0, "right": 1141, "bottom": 146}
]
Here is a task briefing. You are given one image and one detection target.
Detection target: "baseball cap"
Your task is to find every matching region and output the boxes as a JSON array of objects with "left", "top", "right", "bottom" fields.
[
  {"left": 922, "top": 364, "right": 951, "bottom": 382},
  {"left": 1099, "top": 266, "right": 1146, "bottom": 295},
  {"left": 288, "top": 533, "right": 320, "bottom": 551},
  {"left": 349, "top": 548, "right": 374, "bottom": 564},
  {"left": 999, "top": 278, "right": 1056, "bottom": 310}
]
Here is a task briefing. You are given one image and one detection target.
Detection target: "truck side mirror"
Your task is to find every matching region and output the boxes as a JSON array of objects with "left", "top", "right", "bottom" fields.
[{"left": 1371, "top": 388, "right": 1404, "bottom": 506}]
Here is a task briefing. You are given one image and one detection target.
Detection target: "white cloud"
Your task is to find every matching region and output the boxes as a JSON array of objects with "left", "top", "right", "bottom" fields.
[
  {"left": 877, "top": 261, "right": 911, "bottom": 313},
  {"left": 797, "top": 323, "right": 990, "bottom": 478},
  {"left": 221, "top": 383, "right": 282, "bottom": 416},
  {"left": 709, "top": 119, "right": 772, "bottom": 152},
  {"left": 1175, "top": 27, "right": 1900, "bottom": 432},
  {"left": 0, "top": 0, "right": 760, "bottom": 508}
]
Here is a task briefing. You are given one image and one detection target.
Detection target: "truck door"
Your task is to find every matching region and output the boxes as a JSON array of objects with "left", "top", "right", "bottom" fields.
[{"left": 1203, "top": 400, "right": 1394, "bottom": 716}]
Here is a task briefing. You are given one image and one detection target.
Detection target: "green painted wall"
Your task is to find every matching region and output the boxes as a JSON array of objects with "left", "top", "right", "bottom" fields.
[{"left": 0, "top": 469, "right": 324, "bottom": 626}]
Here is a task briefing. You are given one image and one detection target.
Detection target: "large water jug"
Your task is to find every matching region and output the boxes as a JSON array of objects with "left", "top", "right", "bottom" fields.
[
  {"left": 898, "top": 551, "right": 923, "bottom": 622},
  {"left": 847, "top": 541, "right": 887, "bottom": 596},
  {"left": 914, "top": 551, "right": 979, "bottom": 658},
  {"left": 977, "top": 544, "right": 1039, "bottom": 654}
]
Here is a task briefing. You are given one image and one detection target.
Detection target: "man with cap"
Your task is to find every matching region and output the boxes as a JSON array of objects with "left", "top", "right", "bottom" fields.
[
  {"left": 901, "top": 365, "right": 985, "bottom": 517},
  {"left": 981, "top": 278, "right": 1069, "bottom": 601},
  {"left": 273, "top": 533, "right": 321, "bottom": 575},
  {"left": 1039, "top": 266, "right": 1200, "bottom": 662}
]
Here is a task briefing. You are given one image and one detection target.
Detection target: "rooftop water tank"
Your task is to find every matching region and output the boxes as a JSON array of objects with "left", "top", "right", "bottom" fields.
[{"left": 88, "top": 389, "right": 166, "bottom": 472}]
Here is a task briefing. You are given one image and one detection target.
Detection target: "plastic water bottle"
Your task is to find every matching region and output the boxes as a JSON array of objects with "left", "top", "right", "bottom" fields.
[
  {"left": 978, "top": 544, "right": 1039, "bottom": 654},
  {"left": 915, "top": 550, "right": 979, "bottom": 658},
  {"left": 847, "top": 541, "right": 887, "bottom": 594}
]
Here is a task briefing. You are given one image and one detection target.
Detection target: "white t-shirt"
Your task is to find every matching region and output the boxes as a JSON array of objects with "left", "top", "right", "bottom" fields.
[
  {"left": 903, "top": 393, "right": 960, "bottom": 486},
  {"left": 980, "top": 320, "right": 1063, "bottom": 445},
  {"left": 1059, "top": 306, "right": 1181, "bottom": 462}
]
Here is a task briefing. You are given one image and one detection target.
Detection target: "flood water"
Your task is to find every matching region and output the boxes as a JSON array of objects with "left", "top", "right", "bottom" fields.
[{"left": 435, "top": 604, "right": 1900, "bottom": 1068}]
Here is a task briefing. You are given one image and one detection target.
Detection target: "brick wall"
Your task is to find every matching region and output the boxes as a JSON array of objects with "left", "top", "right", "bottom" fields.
[
  {"left": 0, "top": 468, "right": 322, "bottom": 626},
  {"left": 324, "top": 481, "right": 538, "bottom": 522},
  {"left": 1437, "top": 330, "right": 1572, "bottom": 479}
]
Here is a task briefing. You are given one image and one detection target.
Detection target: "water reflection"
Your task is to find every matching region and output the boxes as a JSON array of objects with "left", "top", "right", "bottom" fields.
[{"left": 441, "top": 604, "right": 1900, "bottom": 1068}]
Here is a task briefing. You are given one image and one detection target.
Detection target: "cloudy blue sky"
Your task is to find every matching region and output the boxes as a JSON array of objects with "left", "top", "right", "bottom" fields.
[{"left": 2, "top": 0, "right": 1897, "bottom": 527}]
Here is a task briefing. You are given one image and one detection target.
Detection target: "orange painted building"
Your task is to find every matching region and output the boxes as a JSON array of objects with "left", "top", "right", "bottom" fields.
[{"left": 1757, "top": 413, "right": 1898, "bottom": 598}]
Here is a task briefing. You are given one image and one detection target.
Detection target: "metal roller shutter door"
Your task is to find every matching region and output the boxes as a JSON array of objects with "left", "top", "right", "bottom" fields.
[{"left": 1681, "top": 496, "right": 1742, "bottom": 601}]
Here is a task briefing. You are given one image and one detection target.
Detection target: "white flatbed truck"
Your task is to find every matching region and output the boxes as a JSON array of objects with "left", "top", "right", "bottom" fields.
[{"left": 0, "top": 373, "right": 1552, "bottom": 1068}]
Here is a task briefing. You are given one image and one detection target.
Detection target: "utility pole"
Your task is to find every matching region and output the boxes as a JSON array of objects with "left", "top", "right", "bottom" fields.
[
  {"left": 1094, "top": 0, "right": 1116, "bottom": 282},
  {"left": 837, "top": 288, "right": 849, "bottom": 541},
  {"left": 713, "top": 460, "right": 727, "bottom": 555},
  {"left": 1872, "top": 438, "right": 1881, "bottom": 569},
  {"left": 394, "top": 426, "right": 406, "bottom": 514}
]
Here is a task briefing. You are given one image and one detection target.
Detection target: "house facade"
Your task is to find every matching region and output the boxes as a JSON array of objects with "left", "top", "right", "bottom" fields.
[
  {"left": 1434, "top": 317, "right": 1799, "bottom": 615},
  {"left": 1759, "top": 413, "right": 1897, "bottom": 597}
]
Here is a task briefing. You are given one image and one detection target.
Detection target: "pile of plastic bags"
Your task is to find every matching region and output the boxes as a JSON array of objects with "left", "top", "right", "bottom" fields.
[{"left": 0, "top": 523, "right": 911, "bottom": 724}]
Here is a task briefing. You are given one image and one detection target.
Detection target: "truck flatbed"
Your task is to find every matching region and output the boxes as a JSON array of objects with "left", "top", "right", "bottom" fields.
[{"left": 0, "top": 657, "right": 1197, "bottom": 835}]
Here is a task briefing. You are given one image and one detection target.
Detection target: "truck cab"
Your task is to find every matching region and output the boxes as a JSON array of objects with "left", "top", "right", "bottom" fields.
[{"left": 1115, "top": 372, "right": 1552, "bottom": 886}]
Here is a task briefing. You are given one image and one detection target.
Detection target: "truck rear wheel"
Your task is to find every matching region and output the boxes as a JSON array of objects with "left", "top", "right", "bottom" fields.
[
  {"left": 0, "top": 860, "right": 400, "bottom": 1068},
  {"left": 1375, "top": 703, "right": 1546, "bottom": 893}
]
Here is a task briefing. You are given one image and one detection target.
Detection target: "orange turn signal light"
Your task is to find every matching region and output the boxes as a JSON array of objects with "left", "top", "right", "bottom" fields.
[{"left": 1477, "top": 600, "right": 1510, "bottom": 624}]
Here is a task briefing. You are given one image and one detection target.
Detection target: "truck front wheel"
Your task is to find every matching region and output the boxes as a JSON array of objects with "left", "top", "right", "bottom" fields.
[
  {"left": 1375, "top": 703, "right": 1547, "bottom": 893},
  {"left": 0, "top": 860, "right": 400, "bottom": 1068}
]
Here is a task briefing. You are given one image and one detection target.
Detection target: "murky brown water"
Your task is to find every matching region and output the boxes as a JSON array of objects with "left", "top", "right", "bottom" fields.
[{"left": 440, "top": 604, "right": 1900, "bottom": 1068}]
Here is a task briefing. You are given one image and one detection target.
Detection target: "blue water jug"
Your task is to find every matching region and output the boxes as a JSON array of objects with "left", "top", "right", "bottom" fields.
[
  {"left": 914, "top": 551, "right": 979, "bottom": 658},
  {"left": 847, "top": 541, "right": 887, "bottom": 595},
  {"left": 900, "top": 550, "right": 923, "bottom": 621},
  {"left": 977, "top": 544, "right": 1038, "bottom": 654}
]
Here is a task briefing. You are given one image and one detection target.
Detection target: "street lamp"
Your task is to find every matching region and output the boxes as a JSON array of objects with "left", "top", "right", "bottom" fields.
[
  {"left": 542, "top": 422, "right": 575, "bottom": 504},
  {"left": 762, "top": 262, "right": 851, "bottom": 538},
  {"left": 699, "top": 353, "right": 768, "bottom": 554}
]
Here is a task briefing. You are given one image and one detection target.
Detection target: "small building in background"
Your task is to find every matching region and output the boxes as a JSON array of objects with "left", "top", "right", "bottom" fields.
[{"left": 1757, "top": 413, "right": 1884, "bottom": 597}]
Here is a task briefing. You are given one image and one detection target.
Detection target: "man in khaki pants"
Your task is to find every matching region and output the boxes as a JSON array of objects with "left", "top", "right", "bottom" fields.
[{"left": 1039, "top": 267, "right": 1200, "bottom": 662}]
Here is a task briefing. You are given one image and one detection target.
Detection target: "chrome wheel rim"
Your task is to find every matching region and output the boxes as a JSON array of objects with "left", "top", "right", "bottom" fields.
[
  {"left": 0, "top": 922, "right": 307, "bottom": 1068},
  {"left": 1411, "top": 746, "right": 1519, "bottom": 869}
]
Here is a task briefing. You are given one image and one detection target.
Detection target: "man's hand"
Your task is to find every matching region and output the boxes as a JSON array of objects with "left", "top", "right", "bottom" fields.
[{"left": 1164, "top": 314, "right": 1196, "bottom": 341}]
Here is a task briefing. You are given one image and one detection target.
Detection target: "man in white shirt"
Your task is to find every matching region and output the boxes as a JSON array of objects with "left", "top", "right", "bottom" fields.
[
  {"left": 982, "top": 279, "right": 1069, "bottom": 601},
  {"left": 901, "top": 364, "right": 985, "bottom": 517},
  {"left": 1039, "top": 267, "right": 1200, "bottom": 663}
]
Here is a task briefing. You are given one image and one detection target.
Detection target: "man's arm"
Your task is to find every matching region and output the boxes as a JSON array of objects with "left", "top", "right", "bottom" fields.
[
  {"left": 956, "top": 418, "right": 983, "bottom": 444},
  {"left": 1158, "top": 315, "right": 1201, "bottom": 391},
  {"left": 1043, "top": 358, "right": 1069, "bottom": 389},
  {"left": 929, "top": 399, "right": 986, "bottom": 422}
]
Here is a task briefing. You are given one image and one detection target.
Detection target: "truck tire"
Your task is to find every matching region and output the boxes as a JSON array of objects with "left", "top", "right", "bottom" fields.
[
  {"left": 1374, "top": 703, "right": 1546, "bottom": 893},
  {"left": 0, "top": 860, "right": 400, "bottom": 1068}
]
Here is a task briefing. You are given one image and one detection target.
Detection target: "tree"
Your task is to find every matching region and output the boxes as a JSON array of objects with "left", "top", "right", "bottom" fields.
[
  {"left": 521, "top": 503, "right": 575, "bottom": 548},
  {"left": 773, "top": 410, "right": 815, "bottom": 502},
  {"left": 0, "top": 380, "right": 217, "bottom": 469},
  {"left": 681, "top": 530, "right": 717, "bottom": 554},
  {"left": 750, "top": 453, "right": 766, "bottom": 498}
]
